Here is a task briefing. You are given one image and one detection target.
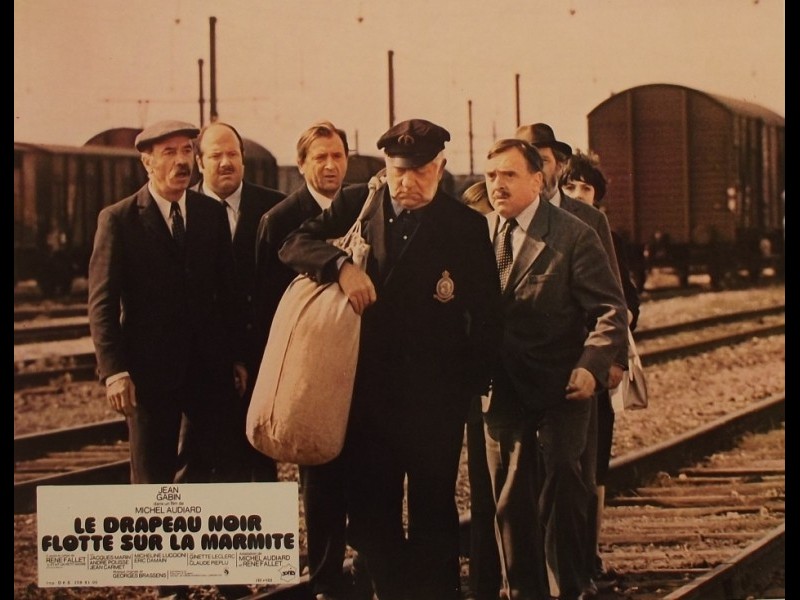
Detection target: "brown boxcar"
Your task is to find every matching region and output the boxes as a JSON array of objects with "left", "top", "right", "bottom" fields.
[
  {"left": 587, "top": 83, "right": 784, "bottom": 288},
  {"left": 14, "top": 128, "right": 281, "bottom": 297},
  {"left": 14, "top": 142, "right": 148, "bottom": 296}
]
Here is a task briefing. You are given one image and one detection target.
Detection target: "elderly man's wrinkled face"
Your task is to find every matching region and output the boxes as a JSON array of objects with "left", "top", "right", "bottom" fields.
[
  {"left": 485, "top": 147, "right": 543, "bottom": 219},
  {"left": 197, "top": 124, "right": 244, "bottom": 199},
  {"left": 142, "top": 134, "right": 195, "bottom": 201},
  {"left": 385, "top": 156, "right": 445, "bottom": 210}
]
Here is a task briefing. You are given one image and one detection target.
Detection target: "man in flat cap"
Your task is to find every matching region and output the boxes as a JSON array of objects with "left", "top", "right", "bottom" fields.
[
  {"left": 280, "top": 118, "right": 503, "bottom": 600},
  {"left": 88, "top": 119, "right": 245, "bottom": 507}
]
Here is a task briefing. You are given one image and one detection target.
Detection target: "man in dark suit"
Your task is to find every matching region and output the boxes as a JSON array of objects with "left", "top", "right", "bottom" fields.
[
  {"left": 482, "top": 138, "right": 628, "bottom": 600},
  {"left": 193, "top": 121, "right": 286, "bottom": 483},
  {"left": 254, "top": 121, "right": 350, "bottom": 349},
  {"left": 279, "top": 119, "right": 504, "bottom": 600},
  {"left": 88, "top": 120, "right": 245, "bottom": 600},
  {"left": 255, "top": 120, "right": 368, "bottom": 600}
]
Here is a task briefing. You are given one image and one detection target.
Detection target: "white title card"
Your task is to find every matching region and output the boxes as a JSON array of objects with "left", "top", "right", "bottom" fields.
[{"left": 37, "top": 482, "right": 299, "bottom": 588}]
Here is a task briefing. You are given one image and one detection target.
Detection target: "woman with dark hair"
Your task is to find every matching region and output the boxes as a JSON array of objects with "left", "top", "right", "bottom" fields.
[{"left": 561, "top": 150, "right": 640, "bottom": 590}]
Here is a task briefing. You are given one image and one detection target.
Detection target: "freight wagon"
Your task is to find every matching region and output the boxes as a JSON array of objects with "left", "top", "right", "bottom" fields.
[{"left": 587, "top": 83, "right": 784, "bottom": 289}]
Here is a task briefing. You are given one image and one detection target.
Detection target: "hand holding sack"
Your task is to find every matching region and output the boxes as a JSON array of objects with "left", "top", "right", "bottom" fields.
[{"left": 246, "top": 174, "right": 383, "bottom": 465}]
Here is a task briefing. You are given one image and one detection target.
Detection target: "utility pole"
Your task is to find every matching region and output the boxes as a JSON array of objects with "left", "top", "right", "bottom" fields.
[
  {"left": 515, "top": 73, "right": 521, "bottom": 128},
  {"left": 198, "top": 59, "right": 205, "bottom": 127},
  {"left": 468, "top": 100, "right": 474, "bottom": 176},
  {"left": 209, "top": 16, "right": 218, "bottom": 122},
  {"left": 388, "top": 50, "right": 395, "bottom": 128}
]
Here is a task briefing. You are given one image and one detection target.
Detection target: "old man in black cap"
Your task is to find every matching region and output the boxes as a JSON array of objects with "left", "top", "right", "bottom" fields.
[
  {"left": 280, "top": 118, "right": 503, "bottom": 600},
  {"left": 88, "top": 119, "right": 245, "bottom": 495}
]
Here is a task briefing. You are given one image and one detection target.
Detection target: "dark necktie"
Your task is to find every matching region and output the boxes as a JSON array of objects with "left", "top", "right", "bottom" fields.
[
  {"left": 496, "top": 218, "right": 517, "bottom": 289},
  {"left": 170, "top": 202, "right": 186, "bottom": 248},
  {"left": 222, "top": 200, "right": 236, "bottom": 239}
]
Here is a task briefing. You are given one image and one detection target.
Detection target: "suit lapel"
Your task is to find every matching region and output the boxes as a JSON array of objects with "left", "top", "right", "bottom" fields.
[
  {"left": 504, "top": 201, "right": 549, "bottom": 295},
  {"left": 232, "top": 184, "right": 252, "bottom": 246},
  {"left": 183, "top": 192, "right": 201, "bottom": 258},
  {"left": 137, "top": 186, "right": 177, "bottom": 252},
  {"left": 297, "top": 187, "right": 321, "bottom": 220}
]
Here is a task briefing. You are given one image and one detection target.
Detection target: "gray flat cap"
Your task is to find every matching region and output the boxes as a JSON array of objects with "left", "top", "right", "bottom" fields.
[{"left": 135, "top": 120, "right": 200, "bottom": 151}]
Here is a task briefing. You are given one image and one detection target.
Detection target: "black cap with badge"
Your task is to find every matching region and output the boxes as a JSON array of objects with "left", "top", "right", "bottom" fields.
[{"left": 377, "top": 119, "right": 451, "bottom": 168}]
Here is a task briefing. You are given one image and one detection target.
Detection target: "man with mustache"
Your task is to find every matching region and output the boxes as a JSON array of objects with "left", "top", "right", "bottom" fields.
[
  {"left": 481, "top": 138, "right": 627, "bottom": 600},
  {"left": 192, "top": 121, "right": 286, "bottom": 485},
  {"left": 280, "top": 118, "right": 503, "bottom": 600},
  {"left": 88, "top": 119, "right": 245, "bottom": 493}
]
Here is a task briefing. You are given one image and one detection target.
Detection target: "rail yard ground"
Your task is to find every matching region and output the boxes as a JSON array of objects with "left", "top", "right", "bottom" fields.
[{"left": 14, "top": 282, "right": 784, "bottom": 599}]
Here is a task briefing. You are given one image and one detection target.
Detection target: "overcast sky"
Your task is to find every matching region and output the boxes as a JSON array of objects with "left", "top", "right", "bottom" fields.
[{"left": 14, "top": 0, "right": 785, "bottom": 174}]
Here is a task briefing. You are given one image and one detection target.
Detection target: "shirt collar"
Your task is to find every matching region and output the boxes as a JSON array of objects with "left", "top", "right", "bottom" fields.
[
  {"left": 307, "top": 183, "right": 336, "bottom": 211},
  {"left": 201, "top": 181, "right": 243, "bottom": 213},
  {"left": 546, "top": 186, "right": 561, "bottom": 207},
  {"left": 149, "top": 182, "right": 187, "bottom": 225},
  {"left": 498, "top": 196, "right": 539, "bottom": 232},
  {"left": 389, "top": 194, "right": 435, "bottom": 218}
]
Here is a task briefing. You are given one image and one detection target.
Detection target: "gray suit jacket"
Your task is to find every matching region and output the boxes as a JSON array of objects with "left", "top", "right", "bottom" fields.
[
  {"left": 486, "top": 199, "right": 627, "bottom": 414},
  {"left": 557, "top": 191, "right": 622, "bottom": 283},
  {"left": 557, "top": 191, "right": 628, "bottom": 363}
]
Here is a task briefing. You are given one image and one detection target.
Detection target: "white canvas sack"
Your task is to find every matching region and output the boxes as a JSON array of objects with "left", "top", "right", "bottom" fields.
[{"left": 246, "top": 174, "right": 383, "bottom": 465}]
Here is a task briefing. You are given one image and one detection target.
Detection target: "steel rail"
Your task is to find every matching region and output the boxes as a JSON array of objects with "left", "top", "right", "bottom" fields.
[
  {"left": 633, "top": 304, "right": 784, "bottom": 341},
  {"left": 660, "top": 522, "right": 784, "bottom": 600},
  {"left": 12, "top": 306, "right": 784, "bottom": 392}
]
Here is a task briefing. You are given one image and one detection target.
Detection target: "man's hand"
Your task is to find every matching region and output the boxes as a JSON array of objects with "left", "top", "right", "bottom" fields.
[
  {"left": 565, "top": 367, "right": 597, "bottom": 400},
  {"left": 338, "top": 261, "right": 377, "bottom": 315},
  {"left": 607, "top": 364, "right": 624, "bottom": 390},
  {"left": 107, "top": 376, "right": 137, "bottom": 416}
]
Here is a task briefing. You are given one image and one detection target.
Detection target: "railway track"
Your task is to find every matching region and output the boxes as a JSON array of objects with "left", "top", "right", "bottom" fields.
[
  {"left": 13, "top": 303, "right": 88, "bottom": 322},
  {"left": 13, "top": 305, "right": 784, "bottom": 599},
  {"left": 13, "top": 396, "right": 785, "bottom": 600},
  {"left": 234, "top": 396, "right": 789, "bottom": 600},
  {"left": 12, "top": 304, "right": 785, "bottom": 392},
  {"left": 14, "top": 316, "right": 90, "bottom": 345},
  {"left": 596, "top": 396, "right": 785, "bottom": 600},
  {"left": 13, "top": 318, "right": 785, "bottom": 503}
]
